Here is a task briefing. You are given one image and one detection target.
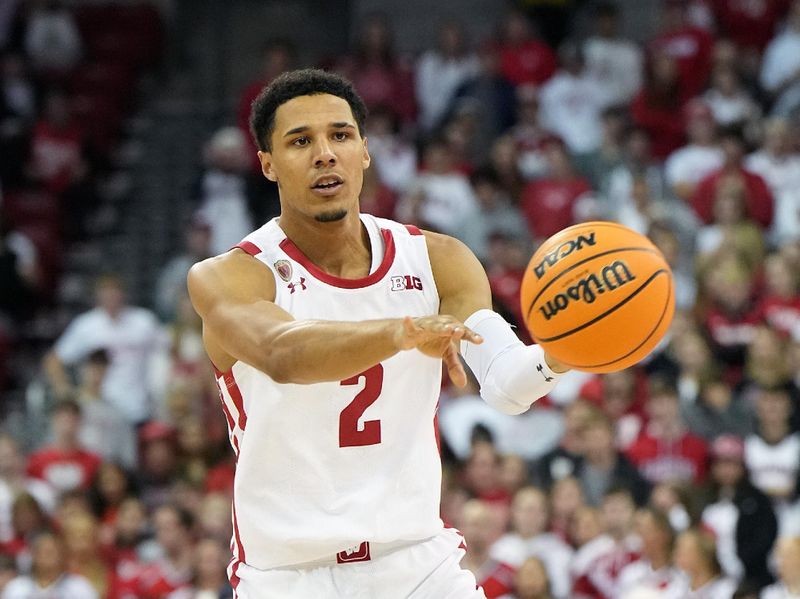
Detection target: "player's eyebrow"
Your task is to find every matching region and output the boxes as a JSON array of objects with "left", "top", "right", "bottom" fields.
[{"left": 283, "top": 122, "right": 355, "bottom": 137}]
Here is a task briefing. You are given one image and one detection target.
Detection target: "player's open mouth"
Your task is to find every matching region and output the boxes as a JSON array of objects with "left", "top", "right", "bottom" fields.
[{"left": 311, "top": 175, "right": 344, "bottom": 196}]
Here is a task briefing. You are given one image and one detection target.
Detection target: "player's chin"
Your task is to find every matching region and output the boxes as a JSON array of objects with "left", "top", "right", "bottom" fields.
[{"left": 314, "top": 208, "right": 349, "bottom": 223}]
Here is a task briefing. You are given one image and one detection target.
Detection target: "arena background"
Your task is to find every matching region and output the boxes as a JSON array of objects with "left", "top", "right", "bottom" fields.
[{"left": 1, "top": 0, "right": 799, "bottom": 598}]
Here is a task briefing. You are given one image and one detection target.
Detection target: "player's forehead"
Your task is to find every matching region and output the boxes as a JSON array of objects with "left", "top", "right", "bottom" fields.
[{"left": 274, "top": 93, "right": 356, "bottom": 136}]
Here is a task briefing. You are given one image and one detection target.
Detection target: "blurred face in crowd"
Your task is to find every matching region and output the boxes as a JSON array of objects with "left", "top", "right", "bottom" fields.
[
  {"left": 582, "top": 420, "right": 615, "bottom": 461},
  {"left": 62, "top": 512, "right": 99, "bottom": 559},
  {"left": 601, "top": 369, "right": 635, "bottom": 418},
  {"left": 194, "top": 538, "right": 228, "bottom": 586},
  {"left": 154, "top": 507, "right": 191, "bottom": 556},
  {"left": 673, "top": 330, "right": 712, "bottom": 373},
  {"left": 259, "top": 93, "right": 370, "bottom": 224},
  {"left": 649, "top": 225, "right": 679, "bottom": 267},
  {"left": 465, "top": 443, "right": 501, "bottom": 495},
  {"left": 764, "top": 119, "right": 791, "bottom": 156},
  {"left": 142, "top": 438, "right": 177, "bottom": 479},
  {"left": 95, "top": 279, "right": 125, "bottom": 315},
  {"left": 674, "top": 530, "right": 718, "bottom": 579},
  {"left": 570, "top": 506, "right": 603, "bottom": 547},
  {"left": 199, "top": 494, "right": 233, "bottom": 543},
  {"left": 0, "top": 435, "right": 22, "bottom": 478},
  {"left": 646, "top": 390, "right": 680, "bottom": 426},
  {"left": 756, "top": 388, "right": 791, "bottom": 429},
  {"left": 514, "top": 557, "right": 550, "bottom": 599},
  {"left": 500, "top": 454, "right": 529, "bottom": 495},
  {"left": 51, "top": 407, "right": 80, "bottom": 445},
  {"left": 511, "top": 488, "right": 549, "bottom": 538},
  {"left": 551, "top": 476, "right": 584, "bottom": 520},
  {"left": 720, "top": 136, "right": 745, "bottom": 166},
  {"left": 712, "top": 456, "right": 744, "bottom": 488},
  {"left": 459, "top": 500, "right": 495, "bottom": 554},
  {"left": 504, "top": 12, "right": 531, "bottom": 45},
  {"left": 711, "top": 66, "right": 739, "bottom": 97},
  {"left": 31, "top": 534, "right": 65, "bottom": 580},
  {"left": 712, "top": 184, "right": 745, "bottom": 226},
  {"left": 764, "top": 254, "right": 797, "bottom": 297},
  {"left": 79, "top": 359, "right": 107, "bottom": 392},
  {"left": 702, "top": 381, "right": 733, "bottom": 412},
  {"left": 97, "top": 463, "right": 129, "bottom": 505},
  {"left": 116, "top": 498, "right": 147, "bottom": 543},
  {"left": 636, "top": 510, "right": 672, "bottom": 560},
  {"left": 438, "top": 22, "right": 465, "bottom": 57},
  {"left": 776, "top": 537, "right": 800, "bottom": 584},
  {"left": 12, "top": 495, "right": 44, "bottom": 536},
  {"left": 602, "top": 492, "right": 635, "bottom": 539}
]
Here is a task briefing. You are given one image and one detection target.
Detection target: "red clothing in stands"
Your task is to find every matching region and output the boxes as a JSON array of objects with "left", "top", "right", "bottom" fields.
[
  {"left": 28, "top": 120, "right": 84, "bottom": 195},
  {"left": 497, "top": 40, "right": 558, "bottom": 86},
  {"left": 488, "top": 267, "right": 531, "bottom": 343},
  {"left": 478, "top": 560, "right": 516, "bottom": 599},
  {"left": 626, "top": 426, "right": 709, "bottom": 484},
  {"left": 629, "top": 91, "right": 687, "bottom": 159},
  {"left": 521, "top": 177, "right": 592, "bottom": 239},
  {"left": 711, "top": 0, "right": 790, "bottom": 51},
  {"left": 649, "top": 26, "right": 714, "bottom": 97},
  {"left": 26, "top": 447, "right": 101, "bottom": 492},
  {"left": 690, "top": 167, "right": 774, "bottom": 227},
  {"left": 134, "top": 558, "right": 190, "bottom": 599},
  {"left": 758, "top": 295, "right": 800, "bottom": 338}
]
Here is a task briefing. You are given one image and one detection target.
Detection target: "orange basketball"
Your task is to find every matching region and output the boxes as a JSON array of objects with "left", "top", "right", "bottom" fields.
[{"left": 520, "top": 221, "right": 675, "bottom": 373}]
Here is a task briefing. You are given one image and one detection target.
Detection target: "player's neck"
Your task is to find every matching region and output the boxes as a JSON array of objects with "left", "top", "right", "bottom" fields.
[{"left": 279, "top": 211, "right": 372, "bottom": 278}]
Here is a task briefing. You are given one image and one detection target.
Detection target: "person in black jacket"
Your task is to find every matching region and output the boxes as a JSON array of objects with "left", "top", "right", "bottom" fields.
[{"left": 699, "top": 434, "right": 777, "bottom": 591}]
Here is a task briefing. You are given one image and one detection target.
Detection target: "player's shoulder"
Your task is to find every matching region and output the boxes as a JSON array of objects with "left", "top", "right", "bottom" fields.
[{"left": 187, "top": 247, "right": 276, "bottom": 305}]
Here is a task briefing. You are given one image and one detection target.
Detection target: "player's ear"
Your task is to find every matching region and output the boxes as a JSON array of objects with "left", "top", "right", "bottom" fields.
[
  {"left": 361, "top": 136, "right": 371, "bottom": 170},
  {"left": 258, "top": 150, "right": 278, "bottom": 182}
]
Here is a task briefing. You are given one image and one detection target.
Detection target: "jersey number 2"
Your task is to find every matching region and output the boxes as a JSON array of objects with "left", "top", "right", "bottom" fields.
[{"left": 339, "top": 364, "right": 383, "bottom": 447}]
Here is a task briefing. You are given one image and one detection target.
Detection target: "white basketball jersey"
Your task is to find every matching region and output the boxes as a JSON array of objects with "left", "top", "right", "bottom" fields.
[{"left": 213, "top": 214, "right": 444, "bottom": 571}]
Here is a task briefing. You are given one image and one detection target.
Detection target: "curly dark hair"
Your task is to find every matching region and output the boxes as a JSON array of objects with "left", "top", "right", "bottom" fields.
[{"left": 249, "top": 68, "right": 368, "bottom": 152}]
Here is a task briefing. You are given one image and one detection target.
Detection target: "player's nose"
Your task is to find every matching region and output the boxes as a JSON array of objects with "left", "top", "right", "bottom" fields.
[{"left": 313, "top": 139, "right": 337, "bottom": 167}]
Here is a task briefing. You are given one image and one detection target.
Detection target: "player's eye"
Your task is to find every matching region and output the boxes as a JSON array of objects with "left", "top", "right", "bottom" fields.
[
  {"left": 293, "top": 136, "right": 309, "bottom": 147},
  {"left": 333, "top": 131, "right": 348, "bottom": 141}
]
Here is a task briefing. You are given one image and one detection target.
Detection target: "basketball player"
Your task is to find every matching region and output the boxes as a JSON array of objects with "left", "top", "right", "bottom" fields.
[{"left": 187, "top": 68, "right": 570, "bottom": 599}]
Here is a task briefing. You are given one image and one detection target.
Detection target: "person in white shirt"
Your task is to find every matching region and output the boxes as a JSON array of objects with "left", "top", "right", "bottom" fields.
[
  {"left": 665, "top": 99, "right": 724, "bottom": 202},
  {"left": 583, "top": 2, "right": 643, "bottom": 107},
  {"left": 617, "top": 507, "right": 680, "bottom": 597},
  {"left": 760, "top": 0, "right": 800, "bottom": 117},
  {"left": 703, "top": 65, "right": 761, "bottom": 129},
  {"left": 415, "top": 21, "right": 480, "bottom": 133},
  {"left": 539, "top": 40, "right": 608, "bottom": 154},
  {"left": 1, "top": 531, "right": 98, "bottom": 599},
  {"left": 744, "top": 117, "right": 800, "bottom": 247},
  {"left": 664, "top": 528, "right": 736, "bottom": 599},
  {"left": 363, "top": 105, "right": 417, "bottom": 194},
  {"left": 762, "top": 536, "right": 800, "bottom": 599},
  {"left": 490, "top": 487, "right": 573, "bottom": 598},
  {"left": 42, "top": 275, "right": 163, "bottom": 425}
]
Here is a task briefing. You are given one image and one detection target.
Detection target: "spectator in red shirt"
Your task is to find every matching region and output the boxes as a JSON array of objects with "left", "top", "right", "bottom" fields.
[
  {"left": 626, "top": 378, "right": 709, "bottom": 485},
  {"left": 710, "top": 0, "right": 791, "bottom": 53},
  {"left": 690, "top": 127, "right": 774, "bottom": 228},
  {"left": 0, "top": 493, "right": 49, "bottom": 565},
  {"left": 520, "top": 139, "right": 592, "bottom": 240},
  {"left": 485, "top": 232, "right": 532, "bottom": 342},
  {"left": 495, "top": 10, "right": 557, "bottom": 87},
  {"left": 702, "top": 255, "right": 762, "bottom": 375},
  {"left": 26, "top": 400, "right": 102, "bottom": 495},
  {"left": 334, "top": 13, "right": 415, "bottom": 124},
  {"left": 758, "top": 252, "right": 800, "bottom": 338},
  {"left": 630, "top": 52, "right": 688, "bottom": 160},
  {"left": 104, "top": 498, "right": 148, "bottom": 599},
  {"left": 649, "top": 0, "right": 714, "bottom": 98},
  {"left": 459, "top": 499, "right": 516, "bottom": 599},
  {"left": 135, "top": 504, "right": 193, "bottom": 599}
]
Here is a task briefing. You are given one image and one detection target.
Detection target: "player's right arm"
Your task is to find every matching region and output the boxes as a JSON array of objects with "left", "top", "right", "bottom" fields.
[{"left": 187, "top": 250, "right": 480, "bottom": 385}]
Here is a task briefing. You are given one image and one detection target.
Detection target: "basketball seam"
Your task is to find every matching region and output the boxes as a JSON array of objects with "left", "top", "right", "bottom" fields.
[
  {"left": 526, "top": 246, "right": 664, "bottom": 319},
  {"left": 557, "top": 274, "right": 674, "bottom": 369},
  {"left": 532, "top": 269, "right": 671, "bottom": 343}
]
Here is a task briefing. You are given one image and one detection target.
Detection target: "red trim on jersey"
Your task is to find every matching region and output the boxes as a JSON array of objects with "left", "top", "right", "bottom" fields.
[
  {"left": 235, "top": 241, "right": 262, "bottom": 256},
  {"left": 229, "top": 558, "right": 241, "bottom": 593},
  {"left": 214, "top": 374, "right": 240, "bottom": 456},
  {"left": 405, "top": 224, "right": 423, "bottom": 236},
  {"left": 223, "top": 371, "right": 248, "bottom": 432},
  {"left": 232, "top": 497, "right": 246, "bottom": 563},
  {"left": 278, "top": 228, "right": 396, "bottom": 289}
]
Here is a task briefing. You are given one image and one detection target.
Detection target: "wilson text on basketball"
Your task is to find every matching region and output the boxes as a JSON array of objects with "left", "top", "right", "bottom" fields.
[{"left": 538, "top": 260, "right": 636, "bottom": 320}]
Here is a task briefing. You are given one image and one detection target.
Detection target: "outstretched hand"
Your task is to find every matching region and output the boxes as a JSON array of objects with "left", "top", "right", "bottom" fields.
[{"left": 395, "top": 315, "right": 483, "bottom": 387}]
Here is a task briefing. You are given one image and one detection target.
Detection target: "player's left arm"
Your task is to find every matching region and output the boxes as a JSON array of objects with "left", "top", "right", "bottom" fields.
[{"left": 425, "top": 230, "right": 570, "bottom": 415}]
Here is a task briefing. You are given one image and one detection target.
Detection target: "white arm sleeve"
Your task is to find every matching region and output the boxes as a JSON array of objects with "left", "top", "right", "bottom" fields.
[{"left": 459, "top": 309, "right": 563, "bottom": 415}]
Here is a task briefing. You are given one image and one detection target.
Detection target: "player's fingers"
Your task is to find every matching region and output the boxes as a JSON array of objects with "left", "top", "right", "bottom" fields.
[
  {"left": 461, "top": 326, "right": 483, "bottom": 344},
  {"left": 444, "top": 342, "right": 466, "bottom": 388}
]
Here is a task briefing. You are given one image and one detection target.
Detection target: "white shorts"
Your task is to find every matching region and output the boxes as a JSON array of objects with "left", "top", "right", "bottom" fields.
[{"left": 231, "top": 528, "right": 488, "bottom": 599}]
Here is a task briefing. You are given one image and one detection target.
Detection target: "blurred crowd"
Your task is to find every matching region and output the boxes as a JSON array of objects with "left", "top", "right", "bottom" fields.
[{"left": 2, "top": 0, "right": 800, "bottom": 598}]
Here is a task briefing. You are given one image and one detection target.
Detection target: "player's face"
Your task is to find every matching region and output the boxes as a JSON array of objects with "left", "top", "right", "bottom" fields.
[{"left": 259, "top": 93, "right": 370, "bottom": 223}]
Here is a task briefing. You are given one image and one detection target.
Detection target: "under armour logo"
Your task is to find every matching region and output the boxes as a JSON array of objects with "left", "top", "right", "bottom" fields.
[
  {"left": 536, "top": 363, "right": 554, "bottom": 382},
  {"left": 288, "top": 277, "right": 307, "bottom": 294}
]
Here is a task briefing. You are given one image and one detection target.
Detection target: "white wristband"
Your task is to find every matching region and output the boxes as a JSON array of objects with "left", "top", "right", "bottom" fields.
[{"left": 460, "top": 309, "right": 562, "bottom": 415}]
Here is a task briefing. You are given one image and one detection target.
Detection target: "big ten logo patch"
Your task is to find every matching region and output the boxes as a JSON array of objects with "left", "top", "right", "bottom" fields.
[{"left": 390, "top": 275, "right": 423, "bottom": 291}]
